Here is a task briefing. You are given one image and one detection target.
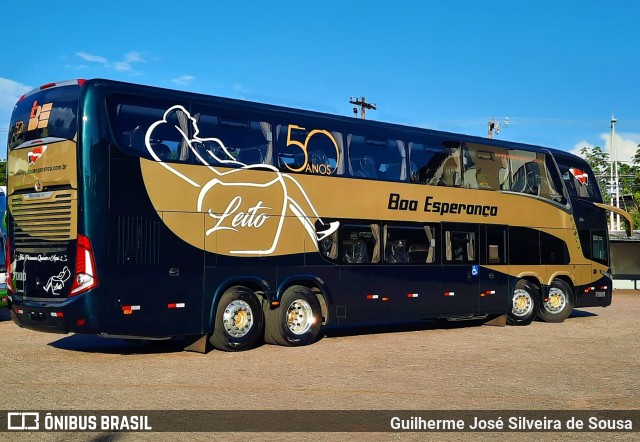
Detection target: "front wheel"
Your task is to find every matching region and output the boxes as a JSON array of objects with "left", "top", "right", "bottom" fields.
[
  {"left": 265, "top": 285, "right": 322, "bottom": 347},
  {"left": 210, "top": 286, "right": 263, "bottom": 351},
  {"left": 507, "top": 280, "right": 539, "bottom": 326},
  {"left": 538, "top": 279, "right": 574, "bottom": 323}
]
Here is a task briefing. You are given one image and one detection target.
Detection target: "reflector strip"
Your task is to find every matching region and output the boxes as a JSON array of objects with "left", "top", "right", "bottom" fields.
[
  {"left": 167, "top": 303, "right": 186, "bottom": 309},
  {"left": 366, "top": 294, "right": 379, "bottom": 300},
  {"left": 444, "top": 292, "right": 455, "bottom": 297},
  {"left": 407, "top": 293, "right": 419, "bottom": 298}
]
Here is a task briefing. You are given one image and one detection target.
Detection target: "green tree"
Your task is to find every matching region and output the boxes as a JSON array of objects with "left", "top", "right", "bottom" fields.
[{"left": 0, "top": 160, "right": 6, "bottom": 186}]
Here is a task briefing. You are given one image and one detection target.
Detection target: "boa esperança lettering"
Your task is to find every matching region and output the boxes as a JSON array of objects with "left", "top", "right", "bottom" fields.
[{"left": 388, "top": 193, "right": 498, "bottom": 217}]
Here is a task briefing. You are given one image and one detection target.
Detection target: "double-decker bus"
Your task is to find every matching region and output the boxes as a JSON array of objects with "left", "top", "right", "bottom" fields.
[{"left": 5, "top": 79, "right": 632, "bottom": 352}]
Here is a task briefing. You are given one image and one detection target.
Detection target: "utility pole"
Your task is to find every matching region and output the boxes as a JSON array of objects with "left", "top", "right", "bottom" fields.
[
  {"left": 349, "top": 97, "right": 377, "bottom": 119},
  {"left": 487, "top": 117, "right": 509, "bottom": 139},
  {"left": 610, "top": 114, "right": 620, "bottom": 230}
]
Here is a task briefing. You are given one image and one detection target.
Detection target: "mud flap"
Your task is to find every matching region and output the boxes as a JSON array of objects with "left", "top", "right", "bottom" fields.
[
  {"left": 483, "top": 314, "right": 507, "bottom": 327},
  {"left": 184, "top": 334, "right": 211, "bottom": 354}
]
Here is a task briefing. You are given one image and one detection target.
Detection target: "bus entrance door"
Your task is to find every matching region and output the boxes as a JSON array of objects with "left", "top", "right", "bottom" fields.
[{"left": 439, "top": 224, "right": 481, "bottom": 317}]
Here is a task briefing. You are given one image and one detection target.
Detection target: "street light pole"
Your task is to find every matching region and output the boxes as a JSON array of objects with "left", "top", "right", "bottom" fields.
[{"left": 610, "top": 114, "right": 619, "bottom": 230}]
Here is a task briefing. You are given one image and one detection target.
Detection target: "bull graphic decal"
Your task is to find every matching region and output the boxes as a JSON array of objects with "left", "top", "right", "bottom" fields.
[
  {"left": 28, "top": 145, "right": 47, "bottom": 165},
  {"left": 144, "top": 105, "right": 339, "bottom": 256}
]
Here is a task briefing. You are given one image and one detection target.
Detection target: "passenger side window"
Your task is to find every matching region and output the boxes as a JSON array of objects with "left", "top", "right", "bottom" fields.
[
  {"left": 384, "top": 224, "right": 438, "bottom": 264},
  {"left": 347, "top": 134, "right": 406, "bottom": 181},
  {"left": 275, "top": 123, "right": 344, "bottom": 176},
  {"left": 444, "top": 225, "right": 477, "bottom": 263},
  {"left": 424, "top": 143, "right": 462, "bottom": 187},
  {"left": 190, "top": 108, "right": 273, "bottom": 167},
  {"left": 408, "top": 141, "right": 446, "bottom": 184},
  {"left": 462, "top": 144, "right": 510, "bottom": 190},
  {"left": 340, "top": 224, "right": 381, "bottom": 264},
  {"left": 109, "top": 97, "right": 192, "bottom": 162},
  {"left": 485, "top": 225, "right": 507, "bottom": 264}
]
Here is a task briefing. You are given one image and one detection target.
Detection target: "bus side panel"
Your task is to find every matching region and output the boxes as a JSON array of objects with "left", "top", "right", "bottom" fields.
[{"left": 107, "top": 152, "right": 204, "bottom": 337}]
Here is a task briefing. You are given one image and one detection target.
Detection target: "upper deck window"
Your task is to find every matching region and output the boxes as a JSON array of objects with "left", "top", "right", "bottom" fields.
[
  {"left": 275, "top": 123, "right": 344, "bottom": 176},
  {"left": 108, "top": 95, "right": 191, "bottom": 162},
  {"left": 507, "top": 150, "right": 566, "bottom": 205},
  {"left": 191, "top": 106, "right": 272, "bottom": 167},
  {"left": 347, "top": 134, "right": 406, "bottom": 181},
  {"left": 462, "top": 144, "right": 510, "bottom": 190},
  {"left": 108, "top": 96, "right": 273, "bottom": 167}
]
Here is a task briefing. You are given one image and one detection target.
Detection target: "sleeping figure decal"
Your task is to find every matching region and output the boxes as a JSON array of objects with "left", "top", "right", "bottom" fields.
[{"left": 140, "top": 105, "right": 339, "bottom": 256}]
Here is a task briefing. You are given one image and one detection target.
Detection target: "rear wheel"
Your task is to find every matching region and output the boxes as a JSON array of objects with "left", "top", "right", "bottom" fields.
[
  {"left": 265, "top": 285, "right": 322, "bottom": 347},
  {"left": 538, "top": 279, "right": 574, "bottom": 323},
  {"left": 507, "top": 280, "right": 539, "bottom": 326},
  {"left": 210, "top": 286, "right": 263, "bottom": 351}
]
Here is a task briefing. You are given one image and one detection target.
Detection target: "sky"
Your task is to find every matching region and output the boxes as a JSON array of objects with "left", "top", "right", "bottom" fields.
[{"left": 1, "top": 0, "right": 639, "bottom": 162}]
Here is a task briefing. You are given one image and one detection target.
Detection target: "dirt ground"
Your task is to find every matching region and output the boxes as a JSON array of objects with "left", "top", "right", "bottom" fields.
[{"left": 0, "top": 291, "right": 638, "bottom": 441}]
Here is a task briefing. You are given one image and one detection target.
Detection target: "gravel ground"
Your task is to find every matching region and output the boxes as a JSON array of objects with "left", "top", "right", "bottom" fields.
[{"left": 0, "top": 290, "right": 638, "bottom": 441}]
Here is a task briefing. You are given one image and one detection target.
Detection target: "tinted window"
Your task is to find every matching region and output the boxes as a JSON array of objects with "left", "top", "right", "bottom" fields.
[
  {"left": 540, "top": 231, "right": 569, "bottom": 264},
  {"left": 509, "top": 227, "right": 540, "bottom": 265},
  {"left": 276, "top": 123, "right": 344, "bottom": 175},
  {"left": 347, "top": 134, "right": 406, "bottom": 181},
  {"left": 508, "top": 150, "right": 565, "bottom": 203},
  {"left": 408, "top": 141, "right": 445, "bottom": 184},
  {"left": 384, "top": 224, "right": 438, "bottom": 264},
  {"left": 485, "top": 225, "right": 508, "bottom": 264},
  {"left": 108, "top": 95, "right": 191, "bottom": 162},
  {"left": 340, "top": 224, "right": 381, "bottom": 264},
  {"left": 444, "top": 225, "right": 477, "bottom": 263},
  {"left": 423, "top": 143, "right": 462, "bottom": 187},
  {"left": 9, "top": 85, "right": 80, "bottom": 150},
  {"left": 579, "top": 229, "right": 608, "bottom": 266},
  {"left": 462, "top": 144, "right": 510, "bottom": 190},
  {"left": 191, "top": 106, "right": 272, "bottom": 167},
  {"left": 555, "top": 156, "right": 603, "bottom": 203}
]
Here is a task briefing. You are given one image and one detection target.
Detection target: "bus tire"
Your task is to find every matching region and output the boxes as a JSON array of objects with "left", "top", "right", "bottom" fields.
[
  {"left": 507, "top": 280, "right": 539, "bottom": 326},
  {"left": 538, "top": 279, "right": 574, "bottom": 323},
  {"left": 209, "top": 286, "right": 263, "bottom": 351},
  {"left": 265, "top": 285, "right": 322, "bottom": 347}
]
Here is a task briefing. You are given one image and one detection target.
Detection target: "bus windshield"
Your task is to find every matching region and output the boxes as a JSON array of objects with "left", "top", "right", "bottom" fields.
[
  {"left": 554, "top": 155, "right": 603, "bottom": 203},
  {"left": 8, "top": 83, "right": 81, "bottom": 150}
]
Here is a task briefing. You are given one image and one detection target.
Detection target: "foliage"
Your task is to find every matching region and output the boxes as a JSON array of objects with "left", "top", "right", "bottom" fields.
[{"left": 579, "top": 145, "right": 640, "bottom": 229}]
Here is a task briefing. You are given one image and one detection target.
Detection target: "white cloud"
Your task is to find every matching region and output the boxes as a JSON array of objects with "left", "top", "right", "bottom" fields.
[
  {"left": 573, "top": 133, "right": 640, "bottom": 163},
  {"left": 0, "top": 78, "right": 32, "bottom": 147},
  {"left": 76, "top": 51, "right": 108, "bottom": 64},
  {"left": 571, "top": 139, "right": 595, "bottom": 157},
  {"left": 72, "top": 51, "right": 146, "bottom": 74},
  {"left": 171, "top": 75, "right": 195, "bottom": 85}
]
